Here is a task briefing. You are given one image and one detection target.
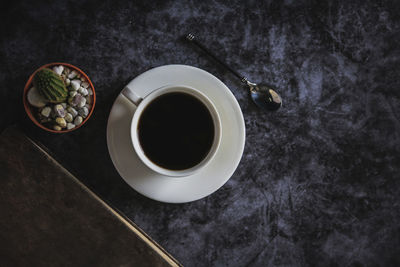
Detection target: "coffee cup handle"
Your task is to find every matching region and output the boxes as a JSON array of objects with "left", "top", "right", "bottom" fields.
[{"left": 122, "top": 87, "right": 143, "bottom": 106}]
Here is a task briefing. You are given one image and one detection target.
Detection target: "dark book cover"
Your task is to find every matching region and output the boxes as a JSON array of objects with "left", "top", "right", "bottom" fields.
[{"left": 0, "top": 126, "right": 181, "bottom": 267}]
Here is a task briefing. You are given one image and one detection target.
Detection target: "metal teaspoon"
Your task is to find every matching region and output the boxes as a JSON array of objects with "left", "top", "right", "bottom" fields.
[{"left": 186, "top": 33, "right": 282, "bottom": 111}]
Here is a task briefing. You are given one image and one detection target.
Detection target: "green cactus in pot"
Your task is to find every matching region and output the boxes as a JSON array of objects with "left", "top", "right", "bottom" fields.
[{"left": 33, "top": 68, "right": 68, "bottom": 103}]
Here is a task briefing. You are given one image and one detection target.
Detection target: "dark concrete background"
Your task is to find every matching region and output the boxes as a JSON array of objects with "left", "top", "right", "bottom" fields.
[{"left": 1, "top": 0, "right": 400, "bottom": 266}]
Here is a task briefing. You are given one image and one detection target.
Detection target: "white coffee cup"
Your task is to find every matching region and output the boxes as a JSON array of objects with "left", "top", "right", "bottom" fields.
[{"left": 122, "top": 84, "right": 222, "bottom": 177}]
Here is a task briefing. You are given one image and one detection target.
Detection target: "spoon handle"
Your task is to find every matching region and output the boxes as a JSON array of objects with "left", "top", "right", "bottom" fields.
[{"left": 186, "top": 33, "right": 248, "bottom": 84}]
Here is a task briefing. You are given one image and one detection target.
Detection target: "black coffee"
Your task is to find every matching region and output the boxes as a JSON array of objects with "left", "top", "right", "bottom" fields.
[{"left": 138, "top": 92, "right": 215, "bottom": 170}]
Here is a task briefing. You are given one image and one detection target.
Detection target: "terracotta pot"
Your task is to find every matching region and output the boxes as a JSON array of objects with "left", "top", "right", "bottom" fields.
[{"left": 23, "top": 62, "right": 96, "bottom": 133}]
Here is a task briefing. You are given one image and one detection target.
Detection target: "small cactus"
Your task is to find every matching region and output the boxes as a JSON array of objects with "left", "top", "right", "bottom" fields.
[{"left": 33, "top": 68, "right": 68, "bottom": 103}]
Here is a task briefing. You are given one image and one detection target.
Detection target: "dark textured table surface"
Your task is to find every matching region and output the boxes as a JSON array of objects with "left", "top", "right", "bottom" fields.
[{"left": 1, "top": 0, "right": 400, "bottom": 266}]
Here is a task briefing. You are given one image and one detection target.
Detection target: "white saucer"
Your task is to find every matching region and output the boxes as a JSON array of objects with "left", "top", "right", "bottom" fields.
[{"left": 106, "top": 65, "right": 245, "bottom": 203}]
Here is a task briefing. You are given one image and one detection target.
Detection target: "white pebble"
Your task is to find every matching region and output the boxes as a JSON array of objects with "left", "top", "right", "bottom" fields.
[
  {"left": 71, "top": 79, "right": 81, "bottom": 90},
  {"left": 74, "top": 116, "right": 83, "bottom": 125},
  {"left": 54, "top": 104, "right": 65, "bottom": 117},
  {"left": 65, "top": 78, "right": 71, "bottom": 85},
  {"left": 78, "top": 87, "right": 88, "bottom": 96},
  {"left": 53, "top": 65, "right": 64, "bottom": 75},
  {"left": 81, "top": 82, "right": 89, "bottom": 88},
  {"left": 65, "top": 113, "right": 73, "bottom": 122},
  {"left": 78, "top": 107, "right": 89, "bottom": 118},
  {"left": 61, "top": 103, "right": 67, "bottom": 109},
  {"left": 53, "top": 125, "right": 62, "bottom": 131},
  {"left": 77, "top": 95, "right": 86, "bottom": 108},
  {"left": 56, "top": 117, "right": 67, "bottom": 128},
  {"left": 68, "top": 70, "right": 78, "bottom": 79},
  {"left": 67, "top": 123, "right": 75, "bottom": 130},
  {"left": 41, "top": 106, "right": 52, "bottom": 117},
  {"left": 70, "top": 94, "right": 86, "bottom": 108},
  {"left": 27, "top": 86, "right": 47, "bottom": 108},
  {"left": 67, "top": 107, "right": 78, "bottom": 117},
  {"left": 70, "top": 91, "right": 77, "bottom": 97},
  {"left": 80, "top": 76, "right": 86, "bottom": 82},
  {"left": 63, "top": 67, "right": 70, "bottom": 75}
]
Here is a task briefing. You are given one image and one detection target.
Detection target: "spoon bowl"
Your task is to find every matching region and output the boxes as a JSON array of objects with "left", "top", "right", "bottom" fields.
[{"left": 248, "top": 83, "right": 282, "bottom": 111}]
